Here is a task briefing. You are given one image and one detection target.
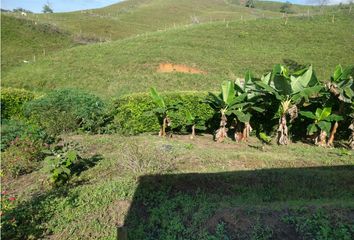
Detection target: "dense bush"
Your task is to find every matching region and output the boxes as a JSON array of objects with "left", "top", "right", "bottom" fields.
[
  {"left": 24, "top": 89, "right": 107, "bottom": 136},
  {"left": 1, "top": 119, "right": 48, "bottom": 151},
  {"left": 110, "top": 91, "right": 215, "bottom": 134},
  {"left": 2, "top": 137, "right": 45, "bottom": 178},
  {"left": 0, "top": 87, "right": 36, "bottom": 120}
]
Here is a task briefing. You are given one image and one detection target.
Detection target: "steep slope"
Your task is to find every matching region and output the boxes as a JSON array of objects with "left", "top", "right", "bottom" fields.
[
  {"left": 1, "top": 15, "right": 75, "bottom": 72},
  {"left": 2, "top": 14, "right": 354, "bottom": 99},
  {"left": 11, "top": 0, "right": 282, "bottom": 41}
]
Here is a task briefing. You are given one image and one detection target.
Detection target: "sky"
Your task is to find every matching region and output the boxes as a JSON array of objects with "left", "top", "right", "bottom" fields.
[
  {"left": 1, "top": 0, "right": 351, "bottom": 13},
  {"left": 1, "top": 0, "right": 122, "bottom": 13}
]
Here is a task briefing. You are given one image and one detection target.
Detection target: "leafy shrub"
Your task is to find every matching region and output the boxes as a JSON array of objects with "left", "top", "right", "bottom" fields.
[
  {"left": 0, "top": 87, "right": 36, "bottom": 120},
  {"left": 2, "top": 137, "right": 44, "bottom": 178},
  {"left": 110, "top": 91, "right": 214, "bottom": 134},
  {"left": 43, "top": 142, "right": 84, "bottom": 186},
  {"left": 24, "top": 89, "right": 107, "bottom": 136},
  {"left": 1, "top": 119, "right": 48, "bottom": 151}
]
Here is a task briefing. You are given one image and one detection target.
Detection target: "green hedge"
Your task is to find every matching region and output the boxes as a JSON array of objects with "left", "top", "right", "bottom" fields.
[
  {"left": 111, "top": 91, "right": 215, "bottom": 134},
  {"left": 1, "top": 88, "right": 36, "bottom": 120}
]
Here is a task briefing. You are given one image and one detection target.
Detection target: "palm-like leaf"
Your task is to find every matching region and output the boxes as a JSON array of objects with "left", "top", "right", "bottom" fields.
[{"left": 150, "top": 87, "right": 166, "bottom": 109}]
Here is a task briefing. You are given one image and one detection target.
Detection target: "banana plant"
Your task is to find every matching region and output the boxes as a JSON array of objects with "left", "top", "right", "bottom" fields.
[
  {"left": 349, "top": 105, "right": 354, "bottom": 149},
  {"left": 185, "top": 110, "right": 206, "bottom": 139},
  {"left": 231, "top": 71, "right": 265, "bottom": 142},
  {"left": 205, "top": 81, "right": 247, "bottom": 142},
  {"left": 325, "top": 65, "right": 354, "bottom": 146},
  {"left": 150, "top": 87, "right": 179, "bottom": 137},
  {"left": 255, "top": 64, "right": 322, "bottom": 145},
  {"left": 299, "top": 107, "right": 343, "bottom": 146}
]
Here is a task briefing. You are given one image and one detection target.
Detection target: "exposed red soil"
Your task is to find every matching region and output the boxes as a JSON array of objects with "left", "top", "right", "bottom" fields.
[{"left": 157, "top": 63, "right": 207, "bottom": 74}]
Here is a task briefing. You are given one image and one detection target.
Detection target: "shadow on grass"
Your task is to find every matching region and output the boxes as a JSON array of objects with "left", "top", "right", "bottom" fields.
[
  {"left": 1, "top": 154, "right": 103, "bottom": 240},
  {"left": 122, "top": 165, "right": 354, "bottom": 240}
]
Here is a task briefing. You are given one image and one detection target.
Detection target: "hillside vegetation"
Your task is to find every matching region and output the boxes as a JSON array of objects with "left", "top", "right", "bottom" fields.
[
  {"left": 7, "top": 0, "right": 282, "bottom": 41},
  {"left": 3, "top": 14, "right": 354, "bottom": 98},
  {"left": 1, "top": 15, "right": 75, "bottom": 72}
]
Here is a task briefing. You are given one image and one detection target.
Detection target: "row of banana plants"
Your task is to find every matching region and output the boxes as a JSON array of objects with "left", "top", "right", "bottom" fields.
[{"left": 150, "top": 64, "right": 354, "bottom": 148}]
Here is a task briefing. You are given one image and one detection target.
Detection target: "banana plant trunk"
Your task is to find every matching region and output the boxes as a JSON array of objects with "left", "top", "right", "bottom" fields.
[
  {"left": 349, "top": 122, "right": 354, "bottom": 149},
  {"left": 216, "top": 112, "right": 227, "bottom": 142},
  {"left": 190, "top": 125, "right": 196, "bottom": 139},
  {"left": 242, "top": 122, "right": 252, "bottom": 142},
  {"left": 277, "top": 114, "right": 289, "bottom": 145},
  {"left": 315, "top": 130, "right": 327, "bottom": 147},
  {"left": 327, "top": 103, "right": 344, "bottom": 146},
  {"left": 159, "top": 117, "right": 168, "bottom": 137},
  {"left": 327, "top": 122, "right": 338, "bottom": 146}
]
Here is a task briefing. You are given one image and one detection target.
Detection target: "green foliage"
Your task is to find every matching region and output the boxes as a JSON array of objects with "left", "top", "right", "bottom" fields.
[
  {"left": 206, "top": 80, "right": 250, "bottom": 120},
  {"left": 245, "top": 0, "right": 255, "bottom": 8},
  {"left": 0, "top": 191, "right": 17, "bottom": 230},
  {"left": 2, "top": 137, "right": 44, "bottom": 178},
  {"left": 149, "top": 87, "right": 181, "bottom": 127},
  {"left": 0, "top": 87, "right": 35, "bottom": 120},
  {"left": 42, "top": 4, "right": 53, "bottom": 13},
  {"left": 24, "top": 89, "right": 106, "bottom": 136},
  {"left": 300, "top": 107, "right": 343, "bottom": 135},
  {"left": 1, "top": 119, "right": 48, "bottom": 151},
  {"left": 185, "top": 110, "right": 207, "bottom": 131},
  {"left": 280, "top": 1, "right": 293, "bottom": 13},
  {"left": 329, "top": 64, "right": 354, "bottom": 103},
  {"left": 259, "top": 132, "right": 272, "bottom": 144},
  {"left": 111, "top": 91, "right": 214, "bottom": 134},
  {"left": 43, "top": 142, "right": 81, "bottom": 186},
  {"left": 282, "top": 210, "right": 353, "bottom": 239}
]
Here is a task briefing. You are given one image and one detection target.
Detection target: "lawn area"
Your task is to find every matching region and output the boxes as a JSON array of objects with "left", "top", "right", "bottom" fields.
[
  {"left": 2, "top": 134, "right": 354, "bottom": 239},
  {"left": 3, "top": 14, "right": 354, "bottom": 99}
]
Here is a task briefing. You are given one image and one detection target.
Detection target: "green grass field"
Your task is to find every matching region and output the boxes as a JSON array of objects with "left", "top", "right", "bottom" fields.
[
  {"left": 6, "top": 0, "right": 282, "bottom": 41},
  {"left": 2, "top": 13, "right": 354, "bottom": 99},
  {"left": 1, "top": 15, "right": 76, "bottom": 72},
  {"left": 3, "top": 134, "right": 354, "bottom": 239}
]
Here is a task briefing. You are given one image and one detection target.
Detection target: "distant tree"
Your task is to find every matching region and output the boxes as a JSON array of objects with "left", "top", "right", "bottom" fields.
[
  {"left": 42, "top": 2, "right": 53, "bottom": 13},
  {"left": 1, "top": 8, "right": 12, "bottom": 12},
  {"left": 280, "top": 1, "right": 293, "bottom": 13},
  {"left": 13, "top": 7, "right": 32, "bottom": 13},
  {"left": 245, "top": 0, "right": 255, "bottom": 8}
]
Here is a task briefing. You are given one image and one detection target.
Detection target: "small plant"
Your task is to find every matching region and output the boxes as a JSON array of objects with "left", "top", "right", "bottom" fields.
[
  {"left": 206, "top": 81, "right": 247, "bottom": 142},
  {"left": 149, "top": 87, "right": 180, "bottom": 137},
  {"left": 300, "top": 107, "right": 343, "bottom": 146},
  {"left": 251, "top": 221, "right": 273, "bottom": 240},
  {"left": 185, "top": 110, "right": 206, "bottom": 139},
  {"left": 43, "top": 142, "right": 82, "bottom": 186},
  {"left": 325, "top": 65, "right": 353, "bottom": 146}
]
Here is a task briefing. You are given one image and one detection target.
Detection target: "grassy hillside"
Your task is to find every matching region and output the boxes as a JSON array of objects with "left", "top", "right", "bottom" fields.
[
  {"left": 8, "top": 0, "right": 282, "bottom": 41},
  {"left": 3, "top": 14, "right": 354, "bottom": 99},
  {"left": 2, "top": 134, "right": 353, "bottom": 239},
  {"left": 1, "top": 15, "right": 75, "bottom": 72}
]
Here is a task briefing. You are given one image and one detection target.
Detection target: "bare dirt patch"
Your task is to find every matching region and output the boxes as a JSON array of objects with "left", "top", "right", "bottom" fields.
[{"left": 157, "top": 63, "right": 207, "bottom": 74}]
